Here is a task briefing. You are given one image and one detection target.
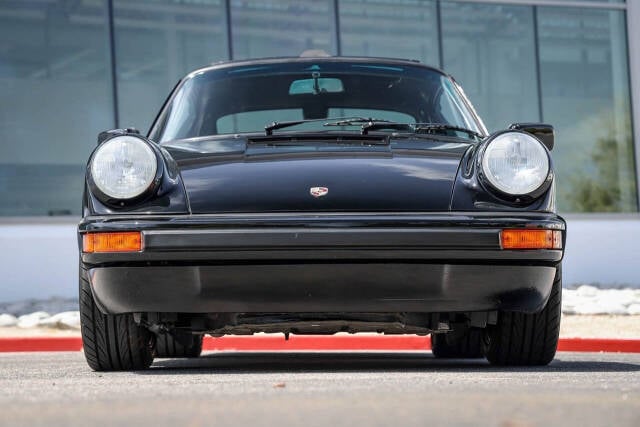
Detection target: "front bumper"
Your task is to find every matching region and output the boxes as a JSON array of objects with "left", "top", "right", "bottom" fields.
[{"left": 79, "top": 212, "right": 565, "bottom": 315}]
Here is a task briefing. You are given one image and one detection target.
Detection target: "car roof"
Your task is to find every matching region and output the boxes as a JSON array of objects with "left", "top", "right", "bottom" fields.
[{"left": 186, "top": 55, "right": 449, "bottom": 80}]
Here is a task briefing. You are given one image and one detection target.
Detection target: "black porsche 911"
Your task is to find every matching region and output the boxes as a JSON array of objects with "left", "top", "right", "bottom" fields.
[{"left": 78, "top": 55, "right": 565, "bottom": 371}]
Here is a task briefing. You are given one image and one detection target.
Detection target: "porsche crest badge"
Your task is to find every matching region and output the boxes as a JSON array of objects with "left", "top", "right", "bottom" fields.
[{"left": 309, "top": 187, "right": 329, "bottom": 198}]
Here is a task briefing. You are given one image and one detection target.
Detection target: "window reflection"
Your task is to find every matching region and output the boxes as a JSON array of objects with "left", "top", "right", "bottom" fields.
[
  {"left": 230, "top": 0, "right": 336, "bottom": 59},
  {"left": 0, "top": 0, "right": 636, "bottom": 216},
  {"left": 113, "top": 0, "right": 228, "bottom": 133},
  {"left": 538, "top": 7, "right": 637, "bottom": 212},
  {"left": 441, "top": 3, "right": 540, "bottom": 132},
  {"left": 0, "top": 0, "right": 113, "bottom": 216},
  {"left": 339, "top": 0, "right": 439, "bottom": 65}
]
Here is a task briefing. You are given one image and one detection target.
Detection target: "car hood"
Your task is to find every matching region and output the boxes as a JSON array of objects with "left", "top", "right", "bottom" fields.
[{"left": 167, "top": 139, "right": 471, "bottom": 213}]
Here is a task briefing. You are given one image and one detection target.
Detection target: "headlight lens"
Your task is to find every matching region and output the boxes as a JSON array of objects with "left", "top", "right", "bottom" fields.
[
  {"left": 481, "top": 132, "right": 550, "bottom": 195},
  {"left": 90, "top": 136, "right": 158, "bottom": 199}
]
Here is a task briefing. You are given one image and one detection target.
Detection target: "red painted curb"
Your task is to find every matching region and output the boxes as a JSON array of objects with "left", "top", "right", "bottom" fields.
[
  {"left": 557, "top": 337, "right": 640, "bottom": 353},
  {"left": 0, "top": 337, "right": 83, "bottom": 352},
  {"left": 201, "top": 335, "right": 432, "bottom": 351},
  {"left": 1, "top": 335, "right": 640, "bottom": 353}
]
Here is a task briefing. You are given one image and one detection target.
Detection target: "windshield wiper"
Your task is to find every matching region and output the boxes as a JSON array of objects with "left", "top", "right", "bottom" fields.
[
  {"left": 264, "top": 116, "right": 391, "bottom": 135},
  {"left": 359, "top": 122, "right": 413, "bottom": 134},
  {"left": 322, "top": 117, "right": 393, "bottom": 127},
  {"left": 360, "top": 121, "right": 482, "bottom": 140},
  {"left": 413, "top": 123, "right": 483, "bottom": 140},
  {"left": 265, "top": 117, "right": 483, "bottom": 141}
]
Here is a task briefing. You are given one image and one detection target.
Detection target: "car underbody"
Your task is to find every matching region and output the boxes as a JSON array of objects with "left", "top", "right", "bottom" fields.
[{"left": 140, "top": 310, "right": 497, "bottom": 338}]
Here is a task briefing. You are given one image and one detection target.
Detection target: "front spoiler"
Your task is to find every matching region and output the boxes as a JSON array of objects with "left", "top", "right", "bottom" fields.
[{"left": 79, "top": 212, "right": 565, "bottom": 315}]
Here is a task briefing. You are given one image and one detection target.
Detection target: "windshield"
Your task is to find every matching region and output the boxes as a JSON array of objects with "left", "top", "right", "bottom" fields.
[{"left": 150, "top": 60, "right": 484, "bottom": 142}]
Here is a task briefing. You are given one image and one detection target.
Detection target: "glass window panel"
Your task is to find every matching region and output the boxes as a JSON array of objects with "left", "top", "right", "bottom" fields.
[
  {"left": 218, "top": 109, "right": 303, "bottom": 133},
  {"left": 114, "top": 0, "right": 228, "bottom": 134},
  {"left": 441, "top": 3, "right": 539, "bottom": 132},
  {"left": 538, "top": 7, "right": 637, "bottom": 212},
  {"left": 339, "top": 0, "right": 439, "bottom": 65},
  {"left": 231, "top": 0, "right": 336, "bottom": 59},
  {"left": 327, "top": 109, "right": 414, "bottom": 122},
  {"left": 0, "top": 0, "right": 113, "bottom": 216},
  {"left": 217, "top": 108, "right": 414, "bottom": 134}
]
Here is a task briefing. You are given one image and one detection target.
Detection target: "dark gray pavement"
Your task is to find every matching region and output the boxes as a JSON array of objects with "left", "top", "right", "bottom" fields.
[{"left": 0, "top": 351, "right": 638, "bottom": 427}]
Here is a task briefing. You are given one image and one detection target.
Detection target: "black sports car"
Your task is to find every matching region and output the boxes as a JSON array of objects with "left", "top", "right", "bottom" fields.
[{"left": 78, "top": 56, "right": 565, "bottom": 371}]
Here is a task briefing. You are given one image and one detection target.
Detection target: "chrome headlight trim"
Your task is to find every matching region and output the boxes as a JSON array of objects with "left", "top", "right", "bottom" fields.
[
  {"left": 480, "top": 131, "right": 551, "bottom": 197},
  {"left": 89, "top": 135, "right": 159, "bottom": 201}
]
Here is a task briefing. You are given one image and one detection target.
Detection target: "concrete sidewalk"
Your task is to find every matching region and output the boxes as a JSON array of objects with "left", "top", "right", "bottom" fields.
[{"left": 560, "top": 315, "right": 640, "bottom": 338}]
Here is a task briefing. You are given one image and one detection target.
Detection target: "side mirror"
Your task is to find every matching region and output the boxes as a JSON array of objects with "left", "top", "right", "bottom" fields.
[
  {"left": 508, "top": 123, "right": 554, "bottom": 151},
  {"left": 97, "top": 128, "right": 140, "bottom": 145}
]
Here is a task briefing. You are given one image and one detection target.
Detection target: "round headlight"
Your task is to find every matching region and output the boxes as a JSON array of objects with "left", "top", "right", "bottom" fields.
[
  {"left": 90, "top": 136, "right": 158, "bottom": 200},
  {"left": 481, "top": 132, "right": 550, "bottom": 195}
]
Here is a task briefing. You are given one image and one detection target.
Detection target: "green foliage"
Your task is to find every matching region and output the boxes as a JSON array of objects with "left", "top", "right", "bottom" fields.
[{"left": 568, "top": 132, "right": 637, "bottom": 212}]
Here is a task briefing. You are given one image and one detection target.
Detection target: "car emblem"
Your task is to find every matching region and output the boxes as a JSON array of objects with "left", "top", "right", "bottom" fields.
[{"left": 310, "top": 187, "right": 329, "bottom": 198}]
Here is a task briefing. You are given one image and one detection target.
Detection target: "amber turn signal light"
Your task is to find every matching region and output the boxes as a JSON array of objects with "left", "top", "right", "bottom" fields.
[
  {"left": 501, "top": 229, "right": 562, "bottom": 250},
  {"left": 83, "top": 232, "right": 142, "bottom": 253}
]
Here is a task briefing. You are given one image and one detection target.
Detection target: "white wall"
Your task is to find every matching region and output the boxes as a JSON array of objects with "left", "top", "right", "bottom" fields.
[
  {"left": 562, "top": 215, "right": 640, "bottom": 287},
  {"left": 0, "top": 221, "right": 78, "bottom": 301},
  {"left": 0, "top": 216, "right": 639, "bottom": 302}
]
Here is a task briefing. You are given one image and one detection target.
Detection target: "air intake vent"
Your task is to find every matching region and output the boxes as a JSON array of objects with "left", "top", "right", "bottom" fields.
[{"left": 247, "top": 133, "right": 389, "bottom": 145}]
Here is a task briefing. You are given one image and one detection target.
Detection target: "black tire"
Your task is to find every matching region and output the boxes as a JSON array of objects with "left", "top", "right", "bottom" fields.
[
  {"left": 431, "top": 328, "right": 485, "bottom": 359},
  {"left": 485, "top": 265, "right": 562, "bottom": 366},
  {"left": 79, "top": 262, "right": 154, "bottom": 371},
  {"left": 155, "top": 333, "right": 203, "bottom": 358}
]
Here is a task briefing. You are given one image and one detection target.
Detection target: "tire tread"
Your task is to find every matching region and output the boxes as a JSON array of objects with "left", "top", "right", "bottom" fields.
[
  {"left": 155, "top": 333, "right": 203, "bottom": 358},
  {"left": 431, "top": 328, "right": 485, "bottom": 359},
  {"left": 486, "top": 265, "right": 562, "bottom": 366},
  {"left": 79, "top": 261, "right": 153, "bottom": 371}
]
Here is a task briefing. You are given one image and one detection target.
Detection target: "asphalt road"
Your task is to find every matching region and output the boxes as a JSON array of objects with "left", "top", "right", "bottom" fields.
[{"left": 0, "top": 351, "right": 638, "bottom": 427}]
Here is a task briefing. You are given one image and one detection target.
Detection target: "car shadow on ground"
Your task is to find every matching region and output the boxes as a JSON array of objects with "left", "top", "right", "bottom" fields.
[{"left": 138, "top": 351, "right": 640, "bottom": 375}]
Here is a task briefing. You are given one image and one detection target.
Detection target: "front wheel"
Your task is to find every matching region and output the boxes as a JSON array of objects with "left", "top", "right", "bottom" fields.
[
  {"left": 485, "top": 265, "right": 562, "bottom": 366},
  {"left": 79, "top": 262, "right": 154, "bottom": 371}
]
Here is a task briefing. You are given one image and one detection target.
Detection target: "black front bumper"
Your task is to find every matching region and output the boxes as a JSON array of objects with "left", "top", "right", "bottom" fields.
[{"left": 79, "top": 212, "right": 565, "bottom": 315}]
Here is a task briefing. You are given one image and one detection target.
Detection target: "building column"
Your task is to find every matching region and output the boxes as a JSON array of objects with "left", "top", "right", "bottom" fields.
[{"left": 627, "top": 0, "right": 640, "bottom": 209}]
